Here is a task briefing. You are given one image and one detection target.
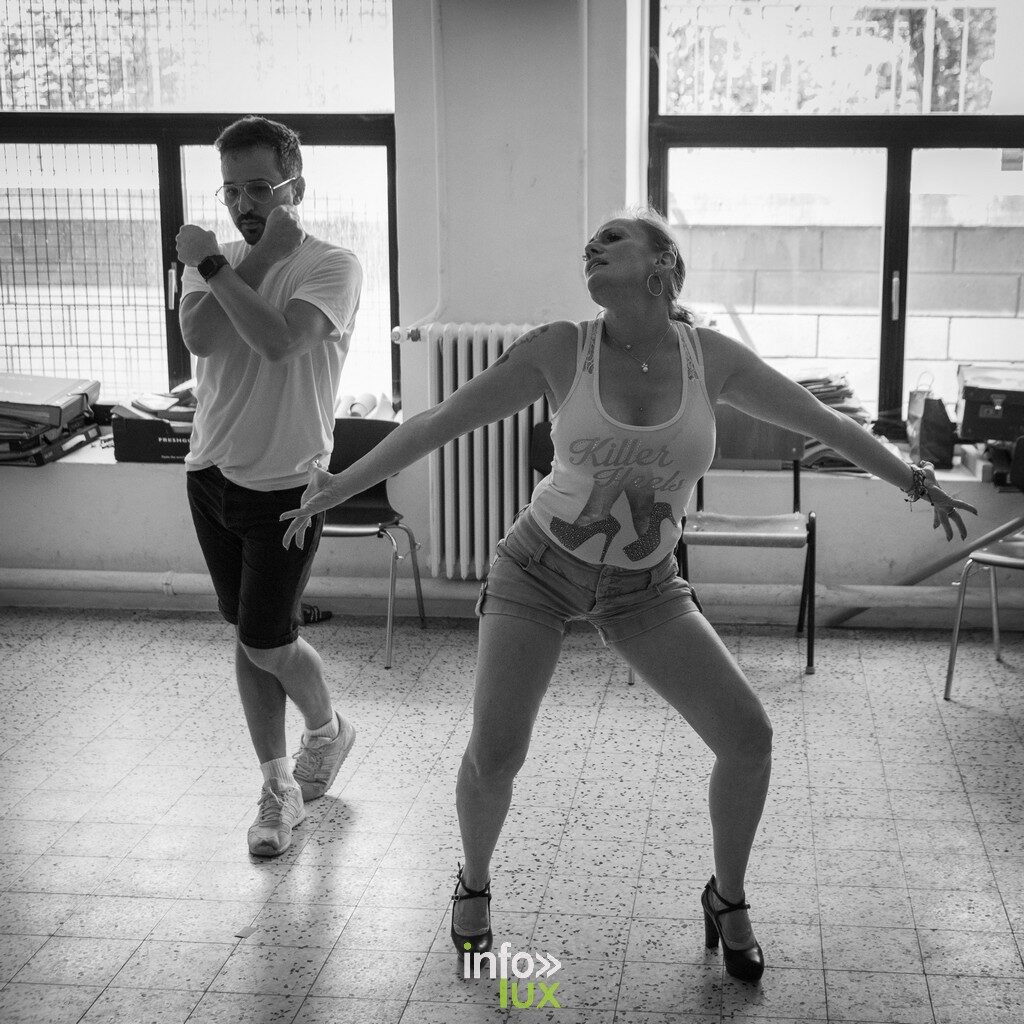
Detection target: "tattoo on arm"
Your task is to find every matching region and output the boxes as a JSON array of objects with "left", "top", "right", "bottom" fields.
[{"left": 490, "top": 323, "right": 552, "bottom": 370}]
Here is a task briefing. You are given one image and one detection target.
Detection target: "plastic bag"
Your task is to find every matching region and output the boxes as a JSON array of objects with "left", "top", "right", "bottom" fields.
[{"left": 907, "top": 375, "right": 954, "bottom": 469}]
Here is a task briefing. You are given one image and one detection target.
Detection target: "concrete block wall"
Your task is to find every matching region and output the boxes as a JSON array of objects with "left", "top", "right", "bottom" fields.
[{"left": 676, "top": 223, "right": 1024, "bottom": 413}]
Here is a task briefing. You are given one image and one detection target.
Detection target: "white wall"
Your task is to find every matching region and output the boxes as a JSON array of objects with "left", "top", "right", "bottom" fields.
[{"left": 389, "top": 0, "right": 646, "bottom": 545}]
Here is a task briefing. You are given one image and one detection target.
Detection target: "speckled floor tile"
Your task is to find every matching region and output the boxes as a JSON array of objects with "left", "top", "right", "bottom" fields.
[
  {"left": 820, "top": 924, "right": 923, "bottom": 974},
  {"left": 0, "top": 981, "right": 105, "bottom": 1024},
  {"left": 917, "top": 927, "right": 1024, "bottom": 978},
  {"left": 292, "top": 997, "right": 406, "bottom": 1024},
  {"left": 108, "top": 938, "right": 235, "bottom": 991},
  {"left": 927, "top": 973, "right": 1024, "bottom": 1024},
  {"left": 823, "top": 969, "right": 933, "bottom": 1023},
  {"left": 184, "top": 991, "right": 302, "bottom": 1024},
  {"left": 4, "top": 612, "right": 1024, "bottom": 1023},
  {"left": 0, "top": 933, "right": 48, "bottom": 984},
  {"left": 77, "top": 986, "right": 201, "bottom": 1023},
  {"left": 616, "top": 960, "right": 720, "bottom": 1015},
  {"left": 13, "top": 934, "right": 140, "bottom": 987},
  {"left": 208, "top": 943, "right": 332, "bottom": 995},
  {"left": 56, "top": 894, "right": 173, "bottom": 940},
  {"left": 309, "top": 946, "right": 429, "bottom": 1000}
]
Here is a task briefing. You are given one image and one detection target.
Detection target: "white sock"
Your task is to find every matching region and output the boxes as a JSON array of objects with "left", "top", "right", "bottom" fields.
[
  {"left": 303, "top": 711, "right": 340, "bottom": 745},
  {"left": 261, "top": 757, "right": 298, "bottom": 788}
]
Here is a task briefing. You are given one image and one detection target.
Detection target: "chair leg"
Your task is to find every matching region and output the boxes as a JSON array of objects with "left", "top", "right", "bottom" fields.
[
  {"left": 394, "top": 522, "right": 426, "bottom": 627},
  {"left": 797, "top": 548, "right": 809, "bottom": 635},
  {"left": 989, "top": 566, "right": 1002, "bottom": 662},
  {"left": 801, "top": 514, "right": 816, "bottom": 675},
  {"left": 944, "top": 557, "right": 976, "bottom": 700},
  {"left": 627, "top": 668, "right": 635, "bottom": 686},
  {"left": 381, "top": 530, "right": 400, "bottom": 669}
]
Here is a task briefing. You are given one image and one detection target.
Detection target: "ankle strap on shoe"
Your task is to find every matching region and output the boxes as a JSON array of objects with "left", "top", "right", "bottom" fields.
[
  {"left": 453, "top": 863, "right": 491, "bottom": 902},
  {"left": 709, "top": 875, "right": 750, "bottom": 914}
]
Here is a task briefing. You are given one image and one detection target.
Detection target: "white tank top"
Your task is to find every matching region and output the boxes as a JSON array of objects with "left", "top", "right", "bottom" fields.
[{"left": 529, "top": 317, "right": 716, "bottom": 569}]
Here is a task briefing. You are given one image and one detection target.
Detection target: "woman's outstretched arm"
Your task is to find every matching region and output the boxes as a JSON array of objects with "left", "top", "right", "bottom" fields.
[
  {"left": 702, "top": 329, "right": 978, "bottom": 540},
  {"left": 280, "top": 322, "right": 572, "bottom": 548}
]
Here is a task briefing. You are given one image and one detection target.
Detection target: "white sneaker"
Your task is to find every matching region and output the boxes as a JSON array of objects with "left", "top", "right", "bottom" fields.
[
  {"left": 293, "top": 712, "right": 357, "bottom": 801},
  {"left": 247, "top": 778, "right": 305, "bottom": 857}
]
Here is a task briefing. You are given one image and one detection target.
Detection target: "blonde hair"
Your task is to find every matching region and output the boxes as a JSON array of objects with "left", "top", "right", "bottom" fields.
[{"left": 617, "top": 206, "right": 695, "bottom": 325}]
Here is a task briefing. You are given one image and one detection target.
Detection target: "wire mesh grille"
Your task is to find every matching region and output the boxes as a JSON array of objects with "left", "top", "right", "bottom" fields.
[{"left": 1, "top": 144, "right": 166, "bottom": 401}]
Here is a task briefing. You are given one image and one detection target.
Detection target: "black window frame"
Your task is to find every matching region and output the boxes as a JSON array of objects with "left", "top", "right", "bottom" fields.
[
  {"left": 0, "top": 111, "right": 400, "bottom": 407},
  {"left": 647, "top": 0, "right": 1024, "bottom": 438}
]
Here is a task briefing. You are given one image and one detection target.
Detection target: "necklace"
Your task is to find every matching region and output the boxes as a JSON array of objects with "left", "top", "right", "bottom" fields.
[{"left": 610, "top": 322, "right": 674, "bottom": 373}]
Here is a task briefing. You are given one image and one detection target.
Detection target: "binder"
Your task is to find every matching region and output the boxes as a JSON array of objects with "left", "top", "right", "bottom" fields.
[
  {"left": 0, "top": 421, "right": 101, "bottom": 466},
  {"left": 0, "top": 373, "right": 101, "bottom": 428}
]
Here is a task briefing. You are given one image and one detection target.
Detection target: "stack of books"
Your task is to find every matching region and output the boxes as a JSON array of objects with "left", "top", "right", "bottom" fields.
[
  {"left": 797, "top": 373, "right": 883, "bottom": 471},
  {"left": 0, "top": 373, "right": 102, "bottom": 467}
]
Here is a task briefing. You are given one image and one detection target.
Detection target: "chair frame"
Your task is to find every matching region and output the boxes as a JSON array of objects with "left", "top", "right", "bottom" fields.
[
  {"left": 944, "top": 535, "right": 1024, "bottom": 700},
  {"left": 680, "top": 459, "right": 817, "bottom": 674},
  {"left": 323, "top": 419, "right": 426, "bottom": 669}
]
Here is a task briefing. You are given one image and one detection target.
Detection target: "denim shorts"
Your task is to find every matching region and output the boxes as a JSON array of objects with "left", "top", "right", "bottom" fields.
[
  {"left": 477, "top": 507, "right": 702, "bottom": 645},
  {"left": 186, "top": 465, "right": 325, "bottom": 649}
]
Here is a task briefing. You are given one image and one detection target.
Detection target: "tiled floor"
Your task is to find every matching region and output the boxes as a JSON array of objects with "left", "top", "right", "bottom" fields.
[{"left": 1, "top": 607, "right": 1022, "bottom": 1024}]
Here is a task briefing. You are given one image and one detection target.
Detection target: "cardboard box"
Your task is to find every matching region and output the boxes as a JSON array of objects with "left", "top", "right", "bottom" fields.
[
  {"left": 112, "top": 415, "right": 191, "bottom": 463},
  {"left": 956, "top": 364, "right": 1024, "bottom": 443}
]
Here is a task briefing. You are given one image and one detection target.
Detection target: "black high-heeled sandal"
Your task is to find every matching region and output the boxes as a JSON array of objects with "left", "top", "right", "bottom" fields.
[
  {"left": 451, "top": 862, "right": 492, "bottom": 958},
  {"left": 701, "top": 874, "right": 765, "bottom": 982}
]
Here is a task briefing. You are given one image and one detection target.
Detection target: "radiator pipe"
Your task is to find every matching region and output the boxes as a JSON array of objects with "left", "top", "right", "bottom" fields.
[{"left": 392, "top": 0, "right": 447, "bottom": 343}]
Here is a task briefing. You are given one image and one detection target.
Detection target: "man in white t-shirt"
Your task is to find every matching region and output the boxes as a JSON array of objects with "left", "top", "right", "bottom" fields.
[{"left": 176, "top": 116, "right": 361, "bottom": 857}]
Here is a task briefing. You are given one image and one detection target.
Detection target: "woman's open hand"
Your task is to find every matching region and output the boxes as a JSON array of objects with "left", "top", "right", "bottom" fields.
[
  {"left": 280, "top": 464, "right": 340, "bottom": 550},
  {"left": 919, "top": 465, "right": 978, "bottom": 541}
]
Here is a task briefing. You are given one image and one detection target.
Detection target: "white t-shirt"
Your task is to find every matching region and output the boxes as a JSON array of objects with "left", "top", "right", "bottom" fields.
[{"left": 181, "top": 236, "right": 362, "bottom": 491}]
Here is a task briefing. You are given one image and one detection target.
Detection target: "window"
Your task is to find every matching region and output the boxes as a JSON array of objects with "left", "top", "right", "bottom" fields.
[
  {"left": 651, "top": 1, "right": 1024, "bottom": 435},
  {"left": 0, "top": 1, "right": 397, "bottom": 407},
  {"left": 2, "top": 143, "right": 165, "bottom": 398},
  {"left": 659, "top": 2, "right": 1000, "bottom": 116}
]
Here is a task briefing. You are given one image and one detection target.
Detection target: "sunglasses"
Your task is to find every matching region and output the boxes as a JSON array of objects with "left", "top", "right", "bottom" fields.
[{"left": 215, "top": 177, "right": 297, "bottom": 207}]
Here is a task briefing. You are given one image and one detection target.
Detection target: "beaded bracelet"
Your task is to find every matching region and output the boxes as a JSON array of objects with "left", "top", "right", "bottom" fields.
[{"left": 903, "top": 461, "right": 933, "bottom": 504}]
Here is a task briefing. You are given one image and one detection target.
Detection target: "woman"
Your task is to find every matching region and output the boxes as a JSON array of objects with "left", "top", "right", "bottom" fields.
[{"left": 281, "top": 209, "right": 976, "bottom": 982}]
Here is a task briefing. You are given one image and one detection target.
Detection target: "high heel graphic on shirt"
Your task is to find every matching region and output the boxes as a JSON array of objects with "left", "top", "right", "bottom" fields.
[
  {"left": 622, "top": 502, "right": 674, "bottom": 562},
  {"left": 549, "top": 514, "right": 621, "bottom": 562}
]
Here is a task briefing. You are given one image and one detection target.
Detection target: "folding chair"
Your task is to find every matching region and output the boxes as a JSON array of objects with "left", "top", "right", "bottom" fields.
[
  {"left": 679, "top": 405, "right": 816, "bottom": 674},
  {"left": 322, "top": 418, "right": 425, "bottom": 668}
]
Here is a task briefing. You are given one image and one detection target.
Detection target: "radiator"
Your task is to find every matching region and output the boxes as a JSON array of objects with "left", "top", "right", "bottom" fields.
[{"left": 397, "top": 322, "right": 549, "bottom": 580}]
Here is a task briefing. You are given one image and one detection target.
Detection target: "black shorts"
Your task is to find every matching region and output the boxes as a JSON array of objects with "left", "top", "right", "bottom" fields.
[{"left": 186, "top": 465, "right": 324, "bottom": 649}]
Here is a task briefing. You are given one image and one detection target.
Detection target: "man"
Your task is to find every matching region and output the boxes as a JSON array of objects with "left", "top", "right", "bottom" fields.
[{"left": 176, "top": 115, "right": 361, "bottom": 856}]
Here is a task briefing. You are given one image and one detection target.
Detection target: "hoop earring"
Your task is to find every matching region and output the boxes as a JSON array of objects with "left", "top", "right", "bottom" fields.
[{"left": 646, "top": 273, "right": 664, "bottom": 297}]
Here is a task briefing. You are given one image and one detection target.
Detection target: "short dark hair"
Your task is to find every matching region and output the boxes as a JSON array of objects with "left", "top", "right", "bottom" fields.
[{"left": 215, "top": 116, "right": 302, "bottom": 180}]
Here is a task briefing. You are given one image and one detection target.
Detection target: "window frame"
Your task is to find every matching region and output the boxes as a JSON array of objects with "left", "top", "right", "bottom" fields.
[
  {"left": 0, "top": 111, "right": 400, "bottom": 406},
  {"left": 647, "top": 1, "right": 1024, "bottom": 437}
]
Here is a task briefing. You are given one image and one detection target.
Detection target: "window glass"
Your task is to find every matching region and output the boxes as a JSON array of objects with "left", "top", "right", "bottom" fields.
[
  {"left": 659, "top": 2, "right": 1008, "bottom": 116},
  {"left": 182, "top": 144, "right": 393, "bottom": 401},
  {"left": 669, "top": 146, "right": 887, "bottom": 417},
  {"left": 1, "top": 0, "right": 393, "bottom": 113},
  {"left": 905, "top": 148, "right": 1024, "bottom": 416},
  {"left": 0, "top": 143, "right": 167, "bottom": 401}
]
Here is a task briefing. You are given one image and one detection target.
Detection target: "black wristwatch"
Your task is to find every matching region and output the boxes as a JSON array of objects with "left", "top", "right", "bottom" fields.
[{"left": 197, "top": 253, "right": 229, "bottom": 281}]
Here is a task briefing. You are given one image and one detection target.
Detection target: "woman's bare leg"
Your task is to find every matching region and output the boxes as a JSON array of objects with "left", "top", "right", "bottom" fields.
[
  {"left": 611, "top": 611, "right": 773, "bottom": 947},
  {"left": 454, "top": 612, "right": 564, "bottom": 933}
]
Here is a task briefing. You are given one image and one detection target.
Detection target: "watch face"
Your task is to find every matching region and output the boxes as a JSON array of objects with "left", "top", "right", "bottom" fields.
[{"left": 199, "top": 254, "right": 227, "bottom": 280}]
